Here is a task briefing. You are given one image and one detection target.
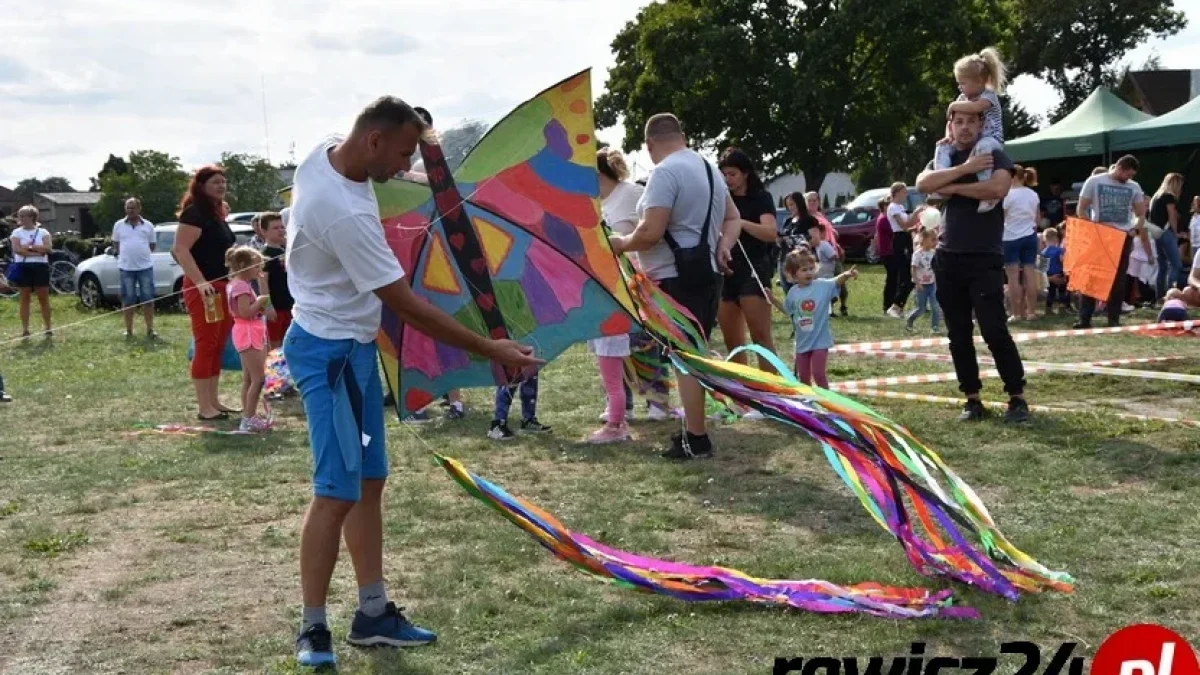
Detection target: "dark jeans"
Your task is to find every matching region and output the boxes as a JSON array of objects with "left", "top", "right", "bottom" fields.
[
  {"left": 1078, "top": 236, "right": 1134, "bottom": 326},
  {"left": 934, "top": 251, "right": 1026, "bottom": 397},
  {"left": 494, "top": 376, "right": 538, "bottom": 422},
  {"left": 1046, "top": 279, "right": 1071, "bottom": 309},
  {"left": 884, "top": 234, "right": 914, "bottom": 310}
]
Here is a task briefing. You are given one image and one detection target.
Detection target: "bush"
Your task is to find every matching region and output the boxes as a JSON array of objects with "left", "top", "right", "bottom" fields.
[{"left": 55, "top": 235, "right": 111, "bottom": 260}]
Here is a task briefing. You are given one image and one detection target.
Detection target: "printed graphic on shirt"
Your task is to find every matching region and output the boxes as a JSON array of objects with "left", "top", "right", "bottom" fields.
[
  {"left": 798, "top": 298, "right": 816, "bottom": 332},
  {"left": 1095, "top": 183, "right": 1137, "bottom": 225}
]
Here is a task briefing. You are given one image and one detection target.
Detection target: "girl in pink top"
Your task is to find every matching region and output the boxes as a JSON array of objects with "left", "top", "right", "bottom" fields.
[{"left": 225, "top": 246, "right": 276, "bottom": 433}]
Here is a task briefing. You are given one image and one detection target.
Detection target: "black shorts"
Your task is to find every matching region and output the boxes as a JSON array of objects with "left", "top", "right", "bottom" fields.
[
  {"left": 13, "top": 262, "right": 50, "bottom": 289},
  {"left": 659, "top": 274, "right": 722, "bottom": 338},
  {"left": 721, "top": 264, "right": 775, "bottom": 302}
]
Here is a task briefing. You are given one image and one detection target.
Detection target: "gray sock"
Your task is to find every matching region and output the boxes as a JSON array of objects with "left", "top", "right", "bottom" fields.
[
  {"left": 358, "top": 580, "right": 389, "bottom": 618},
  {"left": 302, "top": 606, "right": 327, "bottom": 630}
]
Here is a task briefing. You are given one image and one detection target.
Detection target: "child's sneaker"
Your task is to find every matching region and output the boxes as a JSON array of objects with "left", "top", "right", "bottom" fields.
[
  {"left": 587, "top": 423, "right": 630, "bottom": 445},
  {"left": 487, "top": 421, "right": 514, "bottom": 441},
  {"left": 598, "top": 407, "right": 635, "bottom": 422},
  {"left": 445, "top": 402, "right": 465, "bottom": 420},
  {"left": 645, "top": 405, "right": 670, "bottom": 422},
  {"left": 904, "top": 323, "right": 916, "bottom": 334},
  {"left": 977, "top": 199, "right": 998, "bottom": 213},
  {"left": 403, "top": 410, "right": 431, "bottom": 425},
  {"left": 520, "top": 418, "right": 552, "bottom": 434},
  {"left": 239, "top": 416, "right": 273, "bottom": 433}
]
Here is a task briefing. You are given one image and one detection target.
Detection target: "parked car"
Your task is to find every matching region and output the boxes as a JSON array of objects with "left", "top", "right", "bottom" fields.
[
  {"left": 227, "top": 212, "right": 261, "bottom": 225},
  {"left": 830, "top": 185, "right": 927, "bottom": 263},
  {"left": 74, "top": 222, "right": 254, "bottom": 309}
]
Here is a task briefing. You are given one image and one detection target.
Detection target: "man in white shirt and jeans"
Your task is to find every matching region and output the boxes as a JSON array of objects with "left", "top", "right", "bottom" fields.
[
  {"left": 111, "top": 198, "right": 157, "bottom": 338},
  {"left": 283, "top": 96, "right": 539, "bottom": 668}
]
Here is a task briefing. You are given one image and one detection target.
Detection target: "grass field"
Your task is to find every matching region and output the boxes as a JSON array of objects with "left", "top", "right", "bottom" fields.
[{"left": 1, "top": 266, "right": 1198, "bottom": 674}]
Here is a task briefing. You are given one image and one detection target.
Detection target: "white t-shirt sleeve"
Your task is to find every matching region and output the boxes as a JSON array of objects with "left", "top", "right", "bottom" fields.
[
  {"left": 330, "top": 214, "right": 406, "bottom": 294},
  {"left": 887, "top": 203, "right": 907, "bottom": 232},
  {"left": 112, "top": 223, "right": 122, "bottom": 243},
  {"left": 1193, "top": 248, "right": 1200, "bottom": 272}
]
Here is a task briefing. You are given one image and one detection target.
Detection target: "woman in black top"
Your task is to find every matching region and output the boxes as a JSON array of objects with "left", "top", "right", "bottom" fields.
[
  {"left": 779, "top": 191, "right": 818, "bottom": 293},
  {"left": 1149, "top": 172, "right": 1185, "bottom": 298},
  {"left": 171, "top": 164, "right": 238, "bottom": 420},
  {"left": 715, "top": 148, "right": 778, "bottom": 373}
]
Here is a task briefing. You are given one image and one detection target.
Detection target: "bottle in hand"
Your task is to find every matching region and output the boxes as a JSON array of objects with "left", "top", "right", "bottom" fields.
[{"left": 203, "top": 292, "right": 224, "bottom": 324}]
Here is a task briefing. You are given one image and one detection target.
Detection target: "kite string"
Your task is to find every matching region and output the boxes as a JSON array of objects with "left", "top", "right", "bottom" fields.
[{"left": 0, "top": 175, "right": 502, "bottom": 349}]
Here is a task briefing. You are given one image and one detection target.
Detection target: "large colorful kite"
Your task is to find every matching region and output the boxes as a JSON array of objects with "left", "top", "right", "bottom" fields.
[{"left": 346, "top": 70, "right": 1072, "bottom": 617}]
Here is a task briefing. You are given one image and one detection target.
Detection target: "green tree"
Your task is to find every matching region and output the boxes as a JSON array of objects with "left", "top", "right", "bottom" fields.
[
  {"left": 93, "top": 150, "right": 189, "bottom": 230},
  {"left": 439, "top": 120, "right": 490, "bottom": 172},
  {"left": 596, "top": 0, "right": 1010, "bottom": 192},
  {"left": 88, "top": 154, "right": 130, "bottom": 192},
  {"left": 1009, "top": 0, "right": 1186, "bottom": 122},
  {"left": 219, "top": 152, "right": 283, "bottom": 212},
  {"left": 13, "top": 177, "right": 75, "bottom": 204}
]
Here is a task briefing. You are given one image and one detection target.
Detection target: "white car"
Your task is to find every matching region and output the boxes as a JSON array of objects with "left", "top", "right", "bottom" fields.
[{"left": 74, "top": 222, "right": 254, "bottom": 309}]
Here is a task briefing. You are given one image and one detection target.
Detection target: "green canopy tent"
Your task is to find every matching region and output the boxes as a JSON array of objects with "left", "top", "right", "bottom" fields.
[
  {"left": 1006, "top": 88, "right": 1153, "bottom": 163},
  {"left": 1110, "top": 95, "right": 1200, "bottom": 151}
]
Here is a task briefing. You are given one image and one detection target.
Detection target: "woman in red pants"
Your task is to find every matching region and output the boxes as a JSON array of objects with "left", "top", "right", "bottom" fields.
[{"left": 171, "top": 165, "right": 238, "bottom": 420}]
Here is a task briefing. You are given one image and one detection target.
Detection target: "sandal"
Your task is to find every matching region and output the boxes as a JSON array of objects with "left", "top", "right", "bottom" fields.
[{"left": 198, "top": 411, "right": 230, "bottom": 421}]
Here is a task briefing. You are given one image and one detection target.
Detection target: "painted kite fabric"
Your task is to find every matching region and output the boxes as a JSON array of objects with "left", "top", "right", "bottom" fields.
[{"left": 371, "top": 70, "right": 1072, "bottom": 618}]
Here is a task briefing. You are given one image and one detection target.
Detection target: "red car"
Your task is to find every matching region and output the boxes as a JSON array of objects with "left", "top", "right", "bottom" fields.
[{"left": 829, "top": 186, "right": 926, "bottom": 263}]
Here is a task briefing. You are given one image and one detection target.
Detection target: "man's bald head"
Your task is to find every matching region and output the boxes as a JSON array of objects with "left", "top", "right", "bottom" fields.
[{"left": 644, "top": 113, "right": 686, "bottom": 164}]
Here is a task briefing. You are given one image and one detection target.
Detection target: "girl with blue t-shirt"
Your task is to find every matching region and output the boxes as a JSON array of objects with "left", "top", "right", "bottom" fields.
[{"left": 779, "top": 249, "right": 859, "bottom": 388}]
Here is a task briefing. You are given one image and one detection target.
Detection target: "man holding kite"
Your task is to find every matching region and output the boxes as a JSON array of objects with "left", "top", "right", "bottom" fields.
[{"left": 283, "top": 96, "right": 540, "bottom": 667}]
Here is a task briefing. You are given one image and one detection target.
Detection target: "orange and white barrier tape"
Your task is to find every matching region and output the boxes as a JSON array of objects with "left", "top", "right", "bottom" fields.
[
  {"left": 832, "top": 320, "right": 1198, "bottom": 354},
  {"left": 833, "top": 356, "right": 1185, "bottom": 391},
  {"left": 847, "top": 388, "right": 1200, "bottom": 428}
]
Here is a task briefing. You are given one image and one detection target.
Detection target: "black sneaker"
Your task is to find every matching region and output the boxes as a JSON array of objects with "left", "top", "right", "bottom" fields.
[
  {"left": 662, "top": 431, "right": 713, "bottom": 460},
  {"left": 957, "top": 399, "right": 988, "bottom": 422},
  {"left": 383, "top": 391, "right": 396, "bottom": 408},
  {"left": 487, "top": 421, "right": 514, "bottom": 441},
  {"left": 520, "top": 418, "right": 552, "bottom": 434},
  {"left": 1071, "top": 321, "right": 1091, "bottom": 330},
  {"left": 295, "top": 623, "right": 336, "bottom": 668},
  {"left": 445, "top": 403, "right": 465, "bottom": 420},
  {"left": 0, "top": 391, "right": 11, "bottom": 403},
  {"left": 1004, "top": 397, "right": 1031, "bottom": 424}
]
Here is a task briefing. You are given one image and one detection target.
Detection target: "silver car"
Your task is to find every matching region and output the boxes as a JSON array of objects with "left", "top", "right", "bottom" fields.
[{"left": 74, "top": 222, "right": 254, "bottom": 309}]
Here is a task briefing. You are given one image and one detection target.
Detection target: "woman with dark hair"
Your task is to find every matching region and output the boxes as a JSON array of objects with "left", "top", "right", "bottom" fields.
[
  {"left": 716, "top": 148, "right": 778, "bottom": 378},
  {"left": 172, "top": 165, "right": 238, "bottom": 420},
  {"left": 779, "top": 191, "right": 817, "bottom": 293}
]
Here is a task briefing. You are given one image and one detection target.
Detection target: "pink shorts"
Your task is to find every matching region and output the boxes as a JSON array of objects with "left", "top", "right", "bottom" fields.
[{"left": 232, "top": 319, "right": 267, "bottom": 352}]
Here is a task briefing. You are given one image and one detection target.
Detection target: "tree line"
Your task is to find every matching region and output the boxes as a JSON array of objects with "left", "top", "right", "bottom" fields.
[{"left": 595, "top": 0, "right": 1186, "bottom": 190}]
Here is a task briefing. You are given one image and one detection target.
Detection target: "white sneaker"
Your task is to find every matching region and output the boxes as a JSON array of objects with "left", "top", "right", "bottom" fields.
[
  {"left": 1121, "top": 302, "right": 1135, "bottom": 313},
  {"left": 645, "top": 406, "right": 670, "bottom": 421},
  {"left": 886, "top": 306, "right": 903, "bottom": 319}
]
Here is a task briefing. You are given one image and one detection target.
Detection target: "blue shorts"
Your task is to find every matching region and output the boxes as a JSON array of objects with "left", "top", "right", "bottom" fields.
[
  {"left": 284, "top": 322, "right": 388, "bottom": 502},
  {"left": 1002, "top": 234, "right": 1038, "bottom": 266},
  {"left": 120, "top": 268, "right": 155, "bottom": 306}
]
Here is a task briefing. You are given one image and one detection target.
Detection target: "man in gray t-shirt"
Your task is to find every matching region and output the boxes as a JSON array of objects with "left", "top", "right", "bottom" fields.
[
  {"left": 634, "top": 146, "right": 730, "bottom": 280},
  {"left": 609, "top": 112, "right": 740, "bottom": 461},
  {"left": 1074, "top": 155, "right": 1150, "bottom": 328}
]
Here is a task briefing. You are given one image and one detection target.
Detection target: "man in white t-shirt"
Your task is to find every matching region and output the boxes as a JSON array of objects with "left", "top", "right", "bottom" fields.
[
  {"left": 283, "top": 96, "right": 539, "bottom": 668},
  {"left": 111, "top": 198, "right": 157, "bottom": 338}
]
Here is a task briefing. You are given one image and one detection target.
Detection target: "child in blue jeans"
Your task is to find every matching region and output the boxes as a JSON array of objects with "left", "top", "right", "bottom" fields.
[
  {"left": 488, "top": 376, "right": 552, "bottom": 440},
  {"left": 906, "top": 229, "right": 941, "bottom": 333}
]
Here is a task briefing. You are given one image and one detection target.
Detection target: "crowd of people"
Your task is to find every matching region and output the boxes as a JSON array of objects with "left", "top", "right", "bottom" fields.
[{"left": 7, "top": 43, "right": 1200, "bottom": 670}]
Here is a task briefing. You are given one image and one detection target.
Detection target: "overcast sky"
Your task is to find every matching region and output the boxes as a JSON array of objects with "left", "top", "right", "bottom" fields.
[{"left": 2, "top": 0, "right": 1197, "bottom": 190}]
